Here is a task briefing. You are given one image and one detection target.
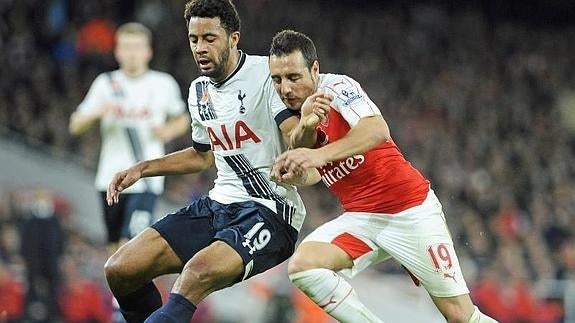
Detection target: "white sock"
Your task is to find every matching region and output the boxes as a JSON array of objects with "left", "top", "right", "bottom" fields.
[
  {"left": 289, "top": 268, "right": 384, "bottom": 323},
  {"left": 468, "top": 306, "right": 499, "bottom": 323}
]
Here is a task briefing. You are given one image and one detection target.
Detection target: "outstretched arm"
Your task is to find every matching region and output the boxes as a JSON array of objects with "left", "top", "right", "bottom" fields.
[
  {"left": 107, "top": 147, "right": 214, "bottom": 204},
  {"left": 69, "top": 104, "right": 113, "bottom": 135},
  {"left": 152, "top": 114, "right": 191, "bottom": 143}
]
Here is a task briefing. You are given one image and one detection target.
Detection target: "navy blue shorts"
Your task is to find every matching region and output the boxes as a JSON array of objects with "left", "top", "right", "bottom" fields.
[
  {"left": 152, "top": 196, "right": 298, "bottom": 281},
  {"left": 100, "top": 192, "right": 157, "bottom": 243}
]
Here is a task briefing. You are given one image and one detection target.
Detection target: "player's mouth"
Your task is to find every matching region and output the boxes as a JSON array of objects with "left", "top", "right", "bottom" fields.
[
  {"left": 197, "top": 58, "right": 213, "bottom": 71},
  {"left": 283, "top": 97, "right": 300, "bottom": 109}
]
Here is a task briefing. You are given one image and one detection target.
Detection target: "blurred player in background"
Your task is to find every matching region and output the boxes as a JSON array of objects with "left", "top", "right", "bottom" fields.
[
  {"left": 103, "top": 1, "right": 309, "bottom": 322},
  {"left": 69, "top": 22, "right": 190, "bottom": 250},
  {"left": 269, "top": 30, "right": 498, "bottom": 323}
]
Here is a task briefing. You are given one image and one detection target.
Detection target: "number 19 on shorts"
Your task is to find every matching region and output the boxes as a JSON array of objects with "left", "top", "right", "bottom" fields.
[{"left": 242, "top": 222, "right": 271, "bottom": 255}]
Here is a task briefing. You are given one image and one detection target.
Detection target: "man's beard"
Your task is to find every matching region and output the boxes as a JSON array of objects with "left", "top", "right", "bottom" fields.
[{"left": 199, "top": 46, "right": 230, "bottom": 81}]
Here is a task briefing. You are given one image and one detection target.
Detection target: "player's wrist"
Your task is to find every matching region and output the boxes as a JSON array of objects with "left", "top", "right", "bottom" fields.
[{"left": 134, "top": 161, "right": 149, "bottom": 177}]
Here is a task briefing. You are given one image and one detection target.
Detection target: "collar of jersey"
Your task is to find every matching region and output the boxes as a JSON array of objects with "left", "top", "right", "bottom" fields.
[{"left": 210, "top": 50, "right": 246, "bottom": 88}]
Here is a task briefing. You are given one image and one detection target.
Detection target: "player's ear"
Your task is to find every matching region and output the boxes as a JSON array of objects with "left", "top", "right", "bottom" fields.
[
  {"left": 229, "top": 31, "right": 240, "bottom": 49},
  {"left": 311, "top": 60, "right": 320, "bottom": 79}
]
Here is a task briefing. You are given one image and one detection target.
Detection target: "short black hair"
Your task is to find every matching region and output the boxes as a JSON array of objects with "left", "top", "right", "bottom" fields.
[
  {"left": 184, "top": 0, "right": 240, "bottom": 35},
  {"left": 270, "top": 30, "right": 318, "bottom": 69}
]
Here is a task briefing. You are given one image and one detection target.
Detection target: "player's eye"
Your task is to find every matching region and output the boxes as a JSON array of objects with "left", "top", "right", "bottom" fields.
[{"left": 271, "top": 77, "right": 281, "bottom": 84}]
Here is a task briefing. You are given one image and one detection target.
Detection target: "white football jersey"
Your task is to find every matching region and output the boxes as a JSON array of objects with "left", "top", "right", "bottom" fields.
[
  {"left": 188, "top": 52, "right": 306, "bottom": 231},
  {"left": 77, "top": 70, "right": 186, "bottom": 194}
]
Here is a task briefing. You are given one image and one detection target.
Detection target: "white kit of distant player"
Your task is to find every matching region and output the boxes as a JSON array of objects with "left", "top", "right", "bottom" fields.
[{"left": 78, "top": 70, "right": 186, "bottom": 194}]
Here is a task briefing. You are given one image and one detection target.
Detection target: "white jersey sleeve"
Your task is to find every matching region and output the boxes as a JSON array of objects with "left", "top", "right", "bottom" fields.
[
  {"left": 188, "top": 79, "right": 212, "bottom": 152},
  {"left": 77, "top": 73, "right": 113, "bottom": 113},
  {"left": 320, "top": 74, "right": 381, "bottom": 127}
]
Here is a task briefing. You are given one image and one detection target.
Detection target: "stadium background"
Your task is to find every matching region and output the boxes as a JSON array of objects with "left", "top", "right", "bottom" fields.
[{"left": 1, "top": 0, "right": 575, "bottom": 322}]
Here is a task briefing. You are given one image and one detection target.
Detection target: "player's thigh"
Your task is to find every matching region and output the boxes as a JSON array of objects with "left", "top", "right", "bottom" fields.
[
  {"left": 105, "top": 227, "right": 183, "bottom": 292},
  {"left": 377, "top": 192, "right": 469, "bottom": 298},
  {"left": 172, "top": 240, "right": 244, "bottom": 300},
  {"left": 150, "top": 198, "right": 221, "bottom": 264},
  {"left": 213, "top": 200, "right": 299, "bottom": 281},
  {"left": 296, "top": 214, "right": 388, "bottom": 278}
]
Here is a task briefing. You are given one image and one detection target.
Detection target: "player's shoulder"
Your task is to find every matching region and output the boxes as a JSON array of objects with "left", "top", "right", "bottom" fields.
[
  {"left": 244, "top": 53, "right": 269, "bottom": 65},
  {"left": 320, "top": 73, "right": 361, "bottom": 90},
  {"left": 320, "top": 73, "right": 366, "bottom": 107},
  {"left": 189, "top": 75, "right": 210, "bottom": 90},
  {"left": 241, "top": 53, "right": 272, "bottom": 75},
  {"left": 93, "top": 70, "right": 117, "bottom": 82},
  {"left": 146, "top": 70, "right": 178, "bottom": 83}
]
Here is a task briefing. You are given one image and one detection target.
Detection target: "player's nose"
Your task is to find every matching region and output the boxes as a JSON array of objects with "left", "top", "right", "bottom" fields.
[
  {"left": 280, "top": 81, "right": 292, "bottom": 95},
  {"left": 194, "top": 39, "right": 208, "bottom": 54}
]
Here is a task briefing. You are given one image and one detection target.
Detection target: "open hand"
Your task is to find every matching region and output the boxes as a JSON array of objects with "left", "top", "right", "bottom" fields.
[
  {"left": 274, "top": 148, "right": 328, "bottom": 178},
  {"left": 301, "top": 92, "right": 333, "bottom": 127},
  {"left": 106, "top": 167, "right": 142, "bottom": 205}
]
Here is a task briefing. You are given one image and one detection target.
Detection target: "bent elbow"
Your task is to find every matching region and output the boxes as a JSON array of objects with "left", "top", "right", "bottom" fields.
[
  {"left": 68, "top": 122, "right": 81, "bottom": 136},
  {"left": 373, "top": 123, "right": 391, "bottom": 145}
]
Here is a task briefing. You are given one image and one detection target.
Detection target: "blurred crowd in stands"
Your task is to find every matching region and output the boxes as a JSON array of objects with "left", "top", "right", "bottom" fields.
[{"left": 1, "top": 0, "right": 575, "bottom": 322}]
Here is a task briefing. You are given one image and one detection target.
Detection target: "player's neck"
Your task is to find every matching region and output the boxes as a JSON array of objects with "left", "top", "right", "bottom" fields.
[
  {"left": 217, "top": 50, "right": 240, "bottom": 83},
  {"left": 122, "top": 67, "right": 149, "bottom": 79}
]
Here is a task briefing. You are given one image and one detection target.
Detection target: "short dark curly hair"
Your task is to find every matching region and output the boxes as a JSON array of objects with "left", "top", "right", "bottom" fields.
[
  {"left": 184, "top": 0, "right": 240, "bottom": 35},
  {"left": 270, "top": 30, "right": 318, "bottom": 70}
]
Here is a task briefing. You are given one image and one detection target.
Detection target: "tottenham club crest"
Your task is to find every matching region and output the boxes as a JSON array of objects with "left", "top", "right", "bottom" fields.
[{"left": 238, "top": 90, "right": 246, "bottom": 114}]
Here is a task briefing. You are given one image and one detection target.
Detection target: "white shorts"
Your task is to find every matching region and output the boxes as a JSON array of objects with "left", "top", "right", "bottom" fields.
[{"left": 301, "top": 189, "right": 469, "bottom": 298}]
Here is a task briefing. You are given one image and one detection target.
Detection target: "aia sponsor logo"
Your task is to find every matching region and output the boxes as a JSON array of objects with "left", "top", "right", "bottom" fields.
[{"left": 207, "top": 120, "right": 261, "bottom": 151}]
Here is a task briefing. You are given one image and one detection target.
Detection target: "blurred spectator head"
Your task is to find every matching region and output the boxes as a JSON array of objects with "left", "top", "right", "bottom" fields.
[
  {"left": 114, "top": 22, "right": 153, "bottom": 75},
  {"left": 76, "top": 18, "right": 115, "bottom": 55}
]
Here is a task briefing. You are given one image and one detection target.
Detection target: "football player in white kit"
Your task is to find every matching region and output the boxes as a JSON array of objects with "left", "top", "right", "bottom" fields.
[
  {"left": 103, "top": 1, "right": 308, "bottom": 323},
  {"left": 269, "top": 30, "right": 498, "bottom": 323},
  {"left": 69, "top": 22, "right": 190, "bottom": 249}
]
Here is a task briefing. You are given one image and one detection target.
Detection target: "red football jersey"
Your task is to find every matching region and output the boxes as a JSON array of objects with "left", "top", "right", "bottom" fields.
[{"left": 315, "top": 74, "right": 429, "bottom": 214}]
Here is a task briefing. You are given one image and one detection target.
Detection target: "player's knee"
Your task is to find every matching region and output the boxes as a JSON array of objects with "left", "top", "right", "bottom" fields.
[
  {"left": 446, "top": 311, "right": 469, "bottom": 323},
  {"left": 182, "top": 258, "right": 239, "bottom": 292},
  {"left": 433, "top": 294, "right": 476, "bottom": 323},
  {"left": 288, "top": 242, "right": 353, "bottom": 276},
  {"left": 467, "top": 306, "right": 498, "bottom": 323},
  {"left": 104, "top": 252, "right": 130, "bottom": 290},
  {"left": 442, "top": 304, "right": 473, "bottom": 323},
  {"left": 287, "top": 251, "right": 321, "bottom": 275}
]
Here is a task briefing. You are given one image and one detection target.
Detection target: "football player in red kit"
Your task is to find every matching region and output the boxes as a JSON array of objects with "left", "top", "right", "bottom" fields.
[{"left": 269, "top": 30, "right": 498, "bottom": 323}]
